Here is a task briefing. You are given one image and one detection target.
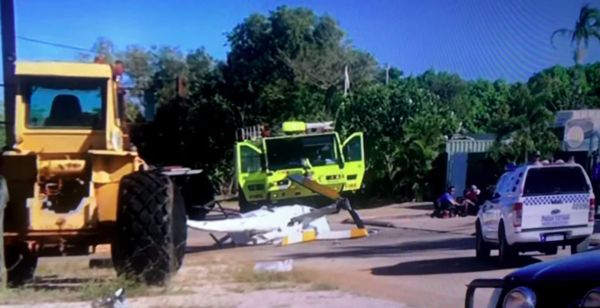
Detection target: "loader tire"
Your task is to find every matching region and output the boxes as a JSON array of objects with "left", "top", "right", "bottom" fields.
[{"left": 112, "top": 170, "right": 187, "bottom": 285}]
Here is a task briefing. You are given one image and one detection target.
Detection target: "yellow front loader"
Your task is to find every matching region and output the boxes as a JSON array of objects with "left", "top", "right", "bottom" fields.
[{"left": 0, "top": 0, "right": 212, "bottom": 286}]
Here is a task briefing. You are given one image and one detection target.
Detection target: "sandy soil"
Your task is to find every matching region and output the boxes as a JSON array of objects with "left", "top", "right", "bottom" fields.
[
  {"left": 0, "top": 285, "right": 410, "bottom": 308},
  {"left": 0, "top": 252, "right": 412, "bottom": 308}
]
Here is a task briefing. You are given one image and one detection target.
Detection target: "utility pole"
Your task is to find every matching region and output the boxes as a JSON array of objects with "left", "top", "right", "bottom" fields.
[
  {"left": 385, "top": 64, "right": 390, "bottom": 85},
  {"left": 173, "top": 75, "right": 187, "bottom": 164},
  {"left": 1, "top": 0, "right": 16, "bottom": 150},
  {"left": 0, "top": 0, "right": 16, "bottom": 289},
  {"left": 343, "top": 66, "right": 349, "bottom": 96}
]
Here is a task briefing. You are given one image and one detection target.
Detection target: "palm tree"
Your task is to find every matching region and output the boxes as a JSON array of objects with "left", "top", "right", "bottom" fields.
[
  {"left": 551, "top": 3, "right": 600, "bottom": 108},
  {"left": 551, "top": 3, "right": 600, "bottom": 65}
]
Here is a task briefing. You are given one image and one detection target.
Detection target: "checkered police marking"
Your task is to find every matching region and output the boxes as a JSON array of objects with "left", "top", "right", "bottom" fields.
[{"left": 523, "top": 194, "right": 589, "bottom": 206}]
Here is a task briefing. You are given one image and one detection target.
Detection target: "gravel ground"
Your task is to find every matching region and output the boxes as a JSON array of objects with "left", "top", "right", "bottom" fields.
[
  {"left": 0, "top": 278, "right": 411, "bottom": 308},
  {"left": 0, "top": 287, "right": 411, "bottom": 308}
]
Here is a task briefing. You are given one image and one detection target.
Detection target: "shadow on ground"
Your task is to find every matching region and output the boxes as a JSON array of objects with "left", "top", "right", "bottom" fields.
[
  {"left": 281, "top": 237, "right": 475, "bottom": 260},
  {"left": 370, "top": 256, "right": 541, "bottom": 276},
  {"left": 186, "top": 244, "right": 231, "bottom": 255},
  {"left": 405, "top": 204, "right": 434, "bottom": 211}
]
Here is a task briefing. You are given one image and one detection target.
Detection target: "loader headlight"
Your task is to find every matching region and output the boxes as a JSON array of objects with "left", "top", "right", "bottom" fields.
[
  {"left": 503, "top": 287, "right": 536, "bottom": 308},
  {"left": 582, "top": 288, "right": 600, "bottom": 307}
]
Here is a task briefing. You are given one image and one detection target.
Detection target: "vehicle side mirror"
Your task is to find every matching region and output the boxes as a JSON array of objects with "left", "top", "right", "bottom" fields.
[{"left": 493, "top": 192, "right": 501, "bottom": 199}]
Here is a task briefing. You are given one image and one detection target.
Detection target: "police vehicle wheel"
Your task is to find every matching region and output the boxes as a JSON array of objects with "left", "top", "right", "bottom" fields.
[
  {"left": 498, "top": 224, "right": 517, "bottom": 268},
  {"left": 571, "top": 236, "right": 591, "bottom": 255},
  {"left": 475, "top": 222, "right": 490, "bottom": 262}
]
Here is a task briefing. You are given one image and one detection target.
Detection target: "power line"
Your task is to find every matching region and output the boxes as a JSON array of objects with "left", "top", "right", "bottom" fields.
[
  {"left": 16, "top": 36, "right": 93, "bottom": 53},
  {"left": 4, "top": 36, "right": 189, "bottom": 86}
]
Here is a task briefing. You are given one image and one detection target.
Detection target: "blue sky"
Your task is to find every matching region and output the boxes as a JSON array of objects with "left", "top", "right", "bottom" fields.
[{"left": 4, "top": 0, "right": 600, "bottom": 82}]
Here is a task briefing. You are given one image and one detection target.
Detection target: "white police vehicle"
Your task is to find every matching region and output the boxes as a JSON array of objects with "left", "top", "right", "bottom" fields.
[{"left": 475, "top": 160, "right": 596, "bottom": 267}]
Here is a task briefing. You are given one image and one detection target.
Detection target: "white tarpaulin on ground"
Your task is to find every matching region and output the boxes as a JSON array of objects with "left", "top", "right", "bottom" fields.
[{"left": 186, "top": 205, "right": 332, "bottom": 246}]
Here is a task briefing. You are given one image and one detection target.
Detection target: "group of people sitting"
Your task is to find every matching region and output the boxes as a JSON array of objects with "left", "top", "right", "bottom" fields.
[{"left": 432, "top": 185, "right": 480, "bottom": 218}]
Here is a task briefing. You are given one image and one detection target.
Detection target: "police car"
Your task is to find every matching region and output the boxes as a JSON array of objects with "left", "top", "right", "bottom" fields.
[{"left": 475, "top": 160, "right": 595, "bottom": 267}]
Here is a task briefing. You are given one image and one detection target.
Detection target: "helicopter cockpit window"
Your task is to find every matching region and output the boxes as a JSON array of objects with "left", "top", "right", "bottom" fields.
[{"left": 23, "top": 76, "right": 107, "bottom": 130}]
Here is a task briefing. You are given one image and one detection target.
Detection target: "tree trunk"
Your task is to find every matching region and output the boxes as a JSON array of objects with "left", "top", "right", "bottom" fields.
[
  {"left": 324, "top": 86, "right": 336, "bottom": 116},
  {"left": 573, "top": 47, "right": 585, "bottom": 109}
]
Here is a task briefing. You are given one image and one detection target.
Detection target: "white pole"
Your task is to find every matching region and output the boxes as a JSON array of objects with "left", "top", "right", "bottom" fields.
[
  {"left": 385, "top": 64, "right": 390, "bottom": 85},
  {"left": 344, "top": 66, "right": 350, "bottom": 96}
]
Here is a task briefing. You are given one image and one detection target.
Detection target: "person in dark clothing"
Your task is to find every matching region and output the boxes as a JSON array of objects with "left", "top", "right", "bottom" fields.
[{"left": 435, "top": 186, "right": 461, "bottom": 217}]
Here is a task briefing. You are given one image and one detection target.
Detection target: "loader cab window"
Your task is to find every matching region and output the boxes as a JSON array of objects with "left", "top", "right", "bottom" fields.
[{"left": 23, "top": 76, "right": 107, "bottom": 130}]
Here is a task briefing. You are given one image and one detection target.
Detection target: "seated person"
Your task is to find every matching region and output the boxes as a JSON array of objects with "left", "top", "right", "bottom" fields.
[
  {"left": 464, "top": 185, "right": 479, "bottom": 203},
  {"left": 436, "top": 186, "right": 461, "bottom": 216},
  {"left": 462, "top": 185, "right": 481, "bottom": 215}
]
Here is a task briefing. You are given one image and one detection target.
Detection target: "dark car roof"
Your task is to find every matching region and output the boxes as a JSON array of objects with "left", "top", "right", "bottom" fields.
[{"left": 507, "top": 248, "right": 600, "bottom": 281}]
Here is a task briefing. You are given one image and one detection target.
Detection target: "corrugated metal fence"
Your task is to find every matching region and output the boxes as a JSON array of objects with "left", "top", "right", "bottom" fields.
[{"left": 445, "top": 139, "right": 497, "bottom": 196}]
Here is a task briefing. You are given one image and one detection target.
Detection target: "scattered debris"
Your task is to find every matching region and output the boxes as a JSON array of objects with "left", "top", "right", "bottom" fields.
[
  {"left": 254, "top": 259, "right": 294, "bottom": 272},
  {"left": 188, "top": 204, "right": 335, "bottom": 246},
  {"left": 91, "top": 288, "right": 127, "bottom": 308},
  {"left": 187, "top": 174, "right": 372, "bottom": 247}
]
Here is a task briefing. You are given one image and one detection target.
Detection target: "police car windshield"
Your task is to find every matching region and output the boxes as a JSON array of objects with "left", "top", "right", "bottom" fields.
[
  {"left": 265, "top": 134, "right": 338, "bottom": 170},
  {"left": 522, "top": 166, "right": 590, "bottom": 196}
]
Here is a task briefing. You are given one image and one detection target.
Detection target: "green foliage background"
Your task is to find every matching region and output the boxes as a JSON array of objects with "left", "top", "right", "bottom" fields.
[{"left": 5, "top": 6, "right": 600, "bottom": 201}]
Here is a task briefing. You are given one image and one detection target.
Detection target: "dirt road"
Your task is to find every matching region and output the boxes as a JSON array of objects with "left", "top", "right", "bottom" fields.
[
  {"left": 1, "top": 209, "right": 592, "bottom": 308},
  {"left": 186, "top": 218, "right": 581, "bottom": 308}
]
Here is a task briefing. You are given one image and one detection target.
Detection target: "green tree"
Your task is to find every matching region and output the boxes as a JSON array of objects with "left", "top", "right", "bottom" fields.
[
  {"left": 223, "top": 6, "right": 377, "bottom": 127},
  {"left": 338, "top": 78, "right": 459, "bottom": 200},
  {"left": 488, "top": 83, "right": 560, "bottom": 167},
  {"left": 551, "top": 3, "right": 600, "bottom": 65},
  {"left": 74, "top": 7, "right": 600, "bottom": 202},
  {"left": 551, "top": 3, "right": 600, "bottom": 108}
]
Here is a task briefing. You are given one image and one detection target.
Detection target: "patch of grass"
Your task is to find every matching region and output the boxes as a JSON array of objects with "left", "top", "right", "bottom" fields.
[
  {"left": 78, "top": 276, "right": 148, "bottom": 301},
  {"left": 36, "top": 259, "right": 113, "bottom": 278},
  {"left": 307, "top": 281, "right": 339, "bottom": 291},
  {"left": 206, "top": 264, "right": 343, "bottom": 293},
  {"left": 0, "top": 272, "right": 190, "bottom": 305},
  {"left": 0, "top": 287, "right": 71, "bottom": 305},
  {"left": 226, "top": 267, "right": 314, "bottom": 291},
  {"left": 233, "top": 267, "right": 310, "bottom": 284},
  {"left": 80, "top": 276, "right": 192, "bottom": 302},
  {"left": 227, "top": 285, "right": 247, "bottom": 293}
]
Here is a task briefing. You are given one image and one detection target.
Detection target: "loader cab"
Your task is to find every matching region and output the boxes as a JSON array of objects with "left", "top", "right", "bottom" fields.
[{"left": 10, "top": 61, "right": 126, "bottom": 153}]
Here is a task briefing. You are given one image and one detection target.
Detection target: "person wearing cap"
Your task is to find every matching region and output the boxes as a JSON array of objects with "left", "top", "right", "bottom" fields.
[{"left": 534, "top": 151, "right": 541, "bottom": 163}]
